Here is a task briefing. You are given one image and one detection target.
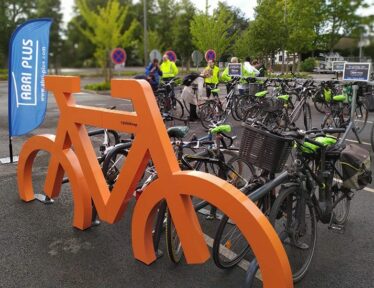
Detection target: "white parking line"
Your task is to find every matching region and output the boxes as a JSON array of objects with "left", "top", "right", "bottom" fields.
[{"left": 346, "top": 139, "right": 371, "bottom": 146}]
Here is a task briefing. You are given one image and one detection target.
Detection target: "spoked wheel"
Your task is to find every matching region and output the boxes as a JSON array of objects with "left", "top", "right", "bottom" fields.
[
  {"left": 313, "top": 99, "right": 328, "bottom": 114},
  {"left": 235, "top": 95, "right": 254, "bottom": 121},
  {"left": 212, "top": 194, "right": 270, "bottom": 270},
  {"left": 165, "top": 208, "right": 184, "bottom": 263},
  {"left": 230, "top": 95, "right": 242, "bottom": 121},
  {"left": 199, "top": 100, "right": 225, "bottom": 129},
  {"left": 352, "top": 102, "right": 368, "bottom": 133},
  {"left": 269, "top": 185, "right": 317, "bottom": 282},
  {"left": 371, "top": 124, "right": 374, "bottom": 153},
  {"left": 169, "top": 98, "right": 185, "bottom": 120},
  {"left": 331, "top": 164, "right": 351, "bottom": 225},
  {"left": 101, "top": 142, "right": 131, "bottom": 190},
  {"left": 303, "top": 103, "right": 312, "bottom": 131}
]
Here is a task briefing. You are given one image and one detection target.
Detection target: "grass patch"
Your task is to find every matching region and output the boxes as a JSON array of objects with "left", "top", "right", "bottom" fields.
[{"left": 84, "top": 82, "right": 111, "bottom": 91}]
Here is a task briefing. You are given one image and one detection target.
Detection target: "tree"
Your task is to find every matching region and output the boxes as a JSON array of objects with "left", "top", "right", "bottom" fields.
[
  {"left": 286, "top": 0, "right": 321, "bottom": 71},
  {"left": 154, "top": 0, "right": 178, "bottom": 51},
  {"left": 172, "top": 0, "right": 196, "bottom": 69},
  {"left": 247, "top": 0, "right": 287, "bottom": 66},
  {"left": 190, "top": 6, "right": 238, "bottom": 61},
  {"left": 75, "top": 0, "right": 138, "bottom": 81},
  {"left": 0, "top": 1, "right": 35, "bottom": 66},
  {"left": 233, "top": 28, "right": 255, "bottom": 60},
  {"left": 322, "top": 0, "right": 369, "bottom": 51},
  {"left": 33, "top": 0, "right": 64, "bottom": 73}
]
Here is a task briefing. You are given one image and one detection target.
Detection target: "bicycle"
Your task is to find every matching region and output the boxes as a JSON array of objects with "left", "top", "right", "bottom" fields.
[
  {"left": 17, "top": 76, "right": 293, "bottom": 288},
  {"left": 199, "top": 77, "right": 245, "bottom": 129},
  {"left": 242, "top": 122, "right": 371, "bottom": 286},
  {"left": 101, "top": 123, "right": 253, "bottom": 264},
  {"left": 155, "top": 77, "right": 184, "bottom": 120}
]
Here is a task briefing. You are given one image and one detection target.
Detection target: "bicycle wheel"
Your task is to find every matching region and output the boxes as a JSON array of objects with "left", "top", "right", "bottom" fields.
[
  {"left": 182, "top": 99, "right": 190, "bottom": 114},
  {"left": 269, "top": 185, "right": 317, "bottom": 282},
  {"left": 235, "top": 96, "right": 253, "bottom": 121},
  {"left": 331, "top": 163, "right": 351, "bottom": 225},
  {"left": 352, "top": 102, "right": 368, "bottom": 133},
  {"left": 212, "top": 194, "right": 270, "bottom": 270},
  {"left": 102, "top": 142, "right": 132, "bottom": 189},
  {"left": 371, "top": 124, "right": 374, "bottom": 153},
  {"left": 212, "top": 214, "right": 251, "bottom": 269},
  {"left": 199, "top": 100, "right": 224, "bottom": 129},
  {"left": 169, "top": 98, "right": 184, "bottom": 119},
  {"left": 303, "top": 103, "right": 312, "bottom": 131},
  {"left": 165, "top": 208, "right": 184, "bottom": 263},
  {"left": 313, "top": 99, "right": 328, "bottom": 114},
  {"left": 230, "top": 94, "right": 241, "bottom": 121}
]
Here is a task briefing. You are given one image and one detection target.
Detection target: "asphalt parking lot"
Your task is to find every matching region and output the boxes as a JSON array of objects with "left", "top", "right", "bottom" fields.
[{"left": 0, "top": 77, "right": 373, "bottom": 288}]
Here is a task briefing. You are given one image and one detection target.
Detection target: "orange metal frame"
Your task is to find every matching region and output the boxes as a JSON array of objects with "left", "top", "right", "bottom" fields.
[{"left": 17, "top": 76, "right": 293, "bottom": 287}]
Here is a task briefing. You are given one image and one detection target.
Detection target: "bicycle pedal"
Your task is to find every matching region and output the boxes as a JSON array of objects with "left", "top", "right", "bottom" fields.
[
  {"left": 155, "top": 249, "right": 164, "bottom": 259},
  {"left": 35, "top": 194, "right": 55, "bottom": 204},
  {"left": 328, "top": 224, "right": 345, "bottom": 234},
  {"left": 91, "top": 219, "right": 101, "bottom": 226}
]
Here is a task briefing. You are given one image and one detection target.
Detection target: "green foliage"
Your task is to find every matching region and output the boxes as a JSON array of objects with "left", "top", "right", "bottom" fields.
[
  {"left": 84, "top": 82, "right": 111, "bottom": 91},
  {"left": 172, "top": 0, "right": 196, "bottom": 67},
  {"left": 190, "top": 7, "right": 238, "bottom": 60},
  {"left": 301, "top": 57, "right": 316, "bottom": 72},
  {"left": 75, "top": 0, "right": 139, "bottom": 81}
]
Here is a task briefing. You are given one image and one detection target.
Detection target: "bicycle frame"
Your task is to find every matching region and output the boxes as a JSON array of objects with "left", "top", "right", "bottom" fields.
[{"left": 17, "top": 76, "right": 293, "bottom": 288}]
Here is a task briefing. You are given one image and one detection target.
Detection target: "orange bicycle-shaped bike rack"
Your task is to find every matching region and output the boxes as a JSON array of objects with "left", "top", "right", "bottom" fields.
[{"left": 18, "top": 76, "right": 293, "bottom": 287}]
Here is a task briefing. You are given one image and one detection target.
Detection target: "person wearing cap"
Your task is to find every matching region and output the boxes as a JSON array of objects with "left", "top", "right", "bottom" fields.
[
  {"left": 202, "top": 60, "right": 220, "bottom": 98},
  {"left": 145, "top": 58, "right": 163, "bottom": 91}
]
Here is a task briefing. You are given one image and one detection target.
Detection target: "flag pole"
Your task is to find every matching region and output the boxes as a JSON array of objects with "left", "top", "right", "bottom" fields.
[{"left": 9, "top": 136, "right": 13, "bottom": 163}]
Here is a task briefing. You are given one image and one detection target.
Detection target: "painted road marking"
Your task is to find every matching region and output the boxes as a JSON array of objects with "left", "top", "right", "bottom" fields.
[{"left": 346, "top": 139, "right": 371, "bottom": 146}]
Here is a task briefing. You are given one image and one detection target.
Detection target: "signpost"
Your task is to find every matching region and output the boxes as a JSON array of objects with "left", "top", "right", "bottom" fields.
[
  {"left": 342, "top": 62, "right": 371, "bottom": 144},
  {"left": 332, "top": 61, "right": 346, "bottom": 80},
  {"left": 165, "top": 50, "right": 177, "bottom": 62},
  {"left": 228, "top": 63, "right": 242, "bottom": 77},
  {"left": 191, "top": 50, "right": 203, "bottom": 69},
  {"left": 149, "top": 49, "right": 162, "bottom": 62},
  {"left": 205, "top": 49, "right": 216, "bottom": 62},
  {"left": 111, "top": 48, "right": 127, "bottom": 65},
  {"left": 343, "top": 62, "right": 371, "bottom": 82}
]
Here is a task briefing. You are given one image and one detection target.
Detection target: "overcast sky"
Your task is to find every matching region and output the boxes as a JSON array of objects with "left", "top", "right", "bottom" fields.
[{"left": 61, "top": 0, "right": 374, "bottom": 27}]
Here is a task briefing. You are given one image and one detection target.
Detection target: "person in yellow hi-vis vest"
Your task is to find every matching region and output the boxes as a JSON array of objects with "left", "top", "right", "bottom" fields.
[
  {"left": 160, "top": 54, "right": 179, "bottom": 106},
  {"left": 202, "top": 60, "right": 220, "bottom": 98},
  {"left": 160, "top": 54, "right": 179, "bottom": 80}
]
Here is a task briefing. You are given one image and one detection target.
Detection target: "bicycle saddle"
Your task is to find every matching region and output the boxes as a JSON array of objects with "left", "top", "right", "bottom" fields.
[
  {"left": 167, "top": 126, "right": 190, "bottom": 139},
  {"left": 255, "top": 90, "right": 268, "bottom": 97},
  {"left": 277, "top": 95, "right": 290, "bottom": 102},
  {"left": 333, "top": 95, "right": 346, "bottom": 102},
  {"left": 210, "top": 124, "right": 232, "bottom": 134}
]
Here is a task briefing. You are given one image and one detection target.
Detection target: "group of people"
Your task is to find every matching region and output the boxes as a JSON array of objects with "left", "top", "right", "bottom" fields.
[{"left": 142, "top": 53, "right": 266, "bottom": 121}]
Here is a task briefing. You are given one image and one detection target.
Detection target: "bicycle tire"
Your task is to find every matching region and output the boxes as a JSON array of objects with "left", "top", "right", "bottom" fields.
[
  {"left": 352, "top": 101, "right": 368, "bottom": 134},
  {"left": 303, "top": 103, "right": 312, "bottom": 131},
  {"left": 230, "top": 94, "right": 241, "bottom": 121},
  {"left": 313, "top": 99, "right": 327, "bottom": 114},
  {"left": 165, "top": 208, "right": 184, "bottom": 263},
  {"left": 371, "top": 124, "right": 374, "bottom": 153},
  {"left": 235, "top": 95, "right": 253, "bottom": 121},
  {"left": 268, "top": 185, "right": 317, "bottom": 283},
  {"left": 331, "top": 164, "right": 351, "bottom": 226},
  {"left": 199, "top": 100, "right": 224, "bottom": 129},
  {"left": 102, "top": 142, "right": 132, "bottom": 189},
  {"left": 169, "top": 98, "right": 185, "bottom": 120}
]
